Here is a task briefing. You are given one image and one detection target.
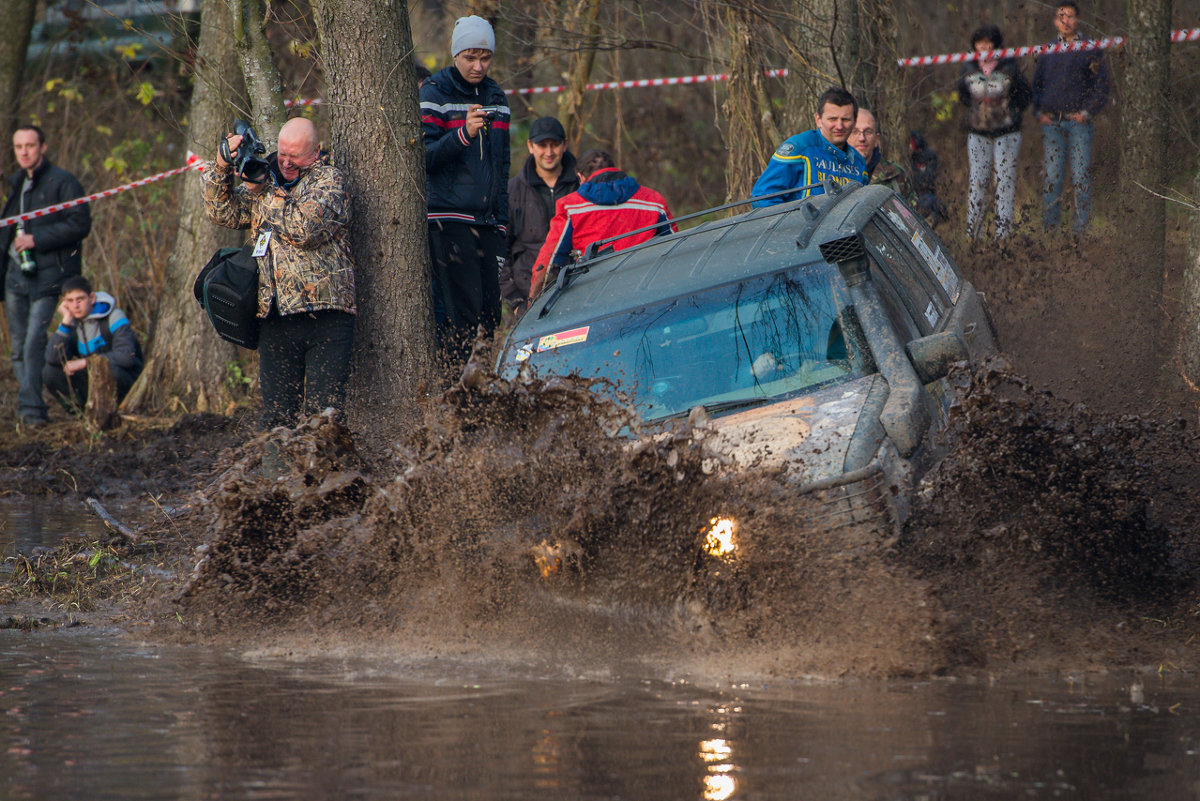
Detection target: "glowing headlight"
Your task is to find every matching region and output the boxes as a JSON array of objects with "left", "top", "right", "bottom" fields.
[{"left": 702, "top": 517, "right": 737, "bottom": 558}]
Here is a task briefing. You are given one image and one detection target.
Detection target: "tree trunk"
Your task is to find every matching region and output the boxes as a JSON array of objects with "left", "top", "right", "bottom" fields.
[
  {"left": 782, "top": 0, "right": 844, "bottom": 134},
  {"left": 226, "top": 0, "right": 287, "bottom": 140},
  {"left": 0, "top": 0, "right": 34, "bottom": 135},
  {"left": 312, "top": 0, "right": 436, "bottom": 435},
  {"left": 855, "top": 0, "right": 905, "bottom": 155},
  {"left": 1118, "top": 0, "right": 1171, "bottom": 384},
  {"left": 1179, "top": 166, "right": 1200, "bottom": 387},
  {"left": 130, "top": 0, "right": 248, "bottom": 415},
  {"left": 556, "top": 0, "right": 602, "bottom": 145},
  {"left": 715, "top": 2, "right": 782, "bottom": 204}
]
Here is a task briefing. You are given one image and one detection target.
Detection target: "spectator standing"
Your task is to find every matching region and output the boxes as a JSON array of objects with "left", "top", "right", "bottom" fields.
[
  {"left": 848, "top": 109, "right": 912, "bottom": 199},
  {"left": 501, "top": 116, "right": 579, "bottom": 319},
  {"left": 0, "top": 124, "right": 91, "bottom": 427},
  {"left": 957, "top": 25, "right": 1031, "bottom": 240},
  {"left": 1033, "top": 0, "right": 1110, "bottom": 233},
  {"left": 421, "top": 15, "right": 510, "bottom": 358},
  {"left": 752, "top": 87, "right": 868, "bottom": 206},
  {"left": 43, "top": 275, "right": 143, "bottom": 408},
  {"left": 529, "top": 150, "right": 676, "bottom": 299},
  {"left": 202, "top": 117, "right": 357, "bottom": 431}
]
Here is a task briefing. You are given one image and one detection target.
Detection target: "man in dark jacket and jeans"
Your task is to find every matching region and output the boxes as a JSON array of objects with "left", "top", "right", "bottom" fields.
[
  {"left": 421, "top": 15, "right": 510, "bottom": 359},
  {"left": 1033, "top": 0, "right": 1110, "bottom": 233},
  {"left": 500, "top": 116, "right": 578, "bottom": 319},
  {"left": 0, "top": 124, "right": 91, "bottom": 426}
]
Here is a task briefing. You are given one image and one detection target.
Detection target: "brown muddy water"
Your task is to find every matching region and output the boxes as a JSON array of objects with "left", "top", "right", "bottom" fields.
[
  {"left": 4, "top": 360, "right": 1200, "bottom": 799},
  {"left": 3, "top": 628, "right": 1200, "bottom": 800}
]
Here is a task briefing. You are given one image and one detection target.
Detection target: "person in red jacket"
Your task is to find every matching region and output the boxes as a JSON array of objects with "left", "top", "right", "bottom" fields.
[{"left": 528, "top": 150, "right": 676, "bottom": 299}]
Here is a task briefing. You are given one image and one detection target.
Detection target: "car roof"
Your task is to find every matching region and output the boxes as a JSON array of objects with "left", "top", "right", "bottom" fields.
[{"left": 518, "top": 183, "right": 895, "bottom": 339}]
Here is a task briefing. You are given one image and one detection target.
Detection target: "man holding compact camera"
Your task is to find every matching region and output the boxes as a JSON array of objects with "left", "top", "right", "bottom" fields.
[
  {"left": 1, "top": 124, "right": 91, "bottom": 427},
  {"left": 202, "top": 116, "right": 357, "bottom": 434},
  {"left": 420, "top": 14, "right": 510, "bottom": 361}
]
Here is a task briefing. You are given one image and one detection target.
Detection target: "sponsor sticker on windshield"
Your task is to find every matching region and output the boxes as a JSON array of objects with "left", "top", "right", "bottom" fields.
[{"left": 538, "top": 326, "right": 591, "bottom": 351}]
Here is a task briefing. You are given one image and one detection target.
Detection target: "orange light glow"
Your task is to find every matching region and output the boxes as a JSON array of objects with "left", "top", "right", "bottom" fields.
[{"left": 703, "top": 517, "right": 737, "bottom": 558}]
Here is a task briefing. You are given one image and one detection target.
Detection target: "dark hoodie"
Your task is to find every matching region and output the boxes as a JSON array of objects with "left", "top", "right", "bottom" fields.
[{"left": 501, "top": 150, "right": 579, "bottom": 304}]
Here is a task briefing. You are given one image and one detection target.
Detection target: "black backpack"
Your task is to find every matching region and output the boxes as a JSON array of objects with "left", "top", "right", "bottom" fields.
[{"left": 193, "top": 244, "right": 260, "bottom": 350}]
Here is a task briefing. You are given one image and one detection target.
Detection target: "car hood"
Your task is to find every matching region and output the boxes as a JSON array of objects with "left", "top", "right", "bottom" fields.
[{"left": 701, "top": 374, "right": 880, "bottom": 484}]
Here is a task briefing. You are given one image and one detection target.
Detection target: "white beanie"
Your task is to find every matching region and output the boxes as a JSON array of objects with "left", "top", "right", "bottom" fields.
[{"left": 452, "top": 15, "right": 495, "bottom": 57}]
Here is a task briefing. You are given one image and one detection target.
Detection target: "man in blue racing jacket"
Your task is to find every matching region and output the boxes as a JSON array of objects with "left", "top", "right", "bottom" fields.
[{"left": 752, "top": 86, "right": 868, "bottom": 207}]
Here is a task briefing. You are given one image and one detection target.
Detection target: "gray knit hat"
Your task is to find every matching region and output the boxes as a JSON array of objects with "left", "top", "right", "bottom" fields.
[{"left": 452, "top": 15, "right": 495, "bottom": 57}]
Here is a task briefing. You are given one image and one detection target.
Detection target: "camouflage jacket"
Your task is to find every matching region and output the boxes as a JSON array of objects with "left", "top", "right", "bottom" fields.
[
  {"left": 202, "top": 152, "right": 357, "bottom": 318},
  {"left": 869, "top": 157, "right": 915, "bottom": 203}
]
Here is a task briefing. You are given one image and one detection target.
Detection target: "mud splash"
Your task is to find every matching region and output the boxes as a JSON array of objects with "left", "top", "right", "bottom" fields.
[{"left": 175, "top": 355, "right": 1200, "bottom": 678}]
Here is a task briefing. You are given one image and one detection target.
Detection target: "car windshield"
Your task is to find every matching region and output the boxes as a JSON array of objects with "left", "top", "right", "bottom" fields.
[{"left": 502, "top": 261, "right": 876, "bottom": 423}]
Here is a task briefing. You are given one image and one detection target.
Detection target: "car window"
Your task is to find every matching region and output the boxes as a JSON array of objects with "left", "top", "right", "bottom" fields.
[
  {"left": 502, "top": 261, "right": 875, "bottom": 422},
  {"left": 862, "top": 218, "right": 949, "bottom": 335},
  {"left": 878, "top": 197, "right": 961, "bottom": 303}
]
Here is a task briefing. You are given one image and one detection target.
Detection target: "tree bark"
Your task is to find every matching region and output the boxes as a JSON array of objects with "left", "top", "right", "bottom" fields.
[
  {"left": 715, "top": 2, "right": 782, "bottom": 204},
  {"left": 782, "top": 0, "right": 844, "bottom": 135},
  {"left": 1118, "top": 0, "right": 1172, "bottom": 384},
  {"left": 1179, "top": 165, "right": 1200, "bottom": 388},
  {"left": 226, "top": 0, "right": 287, "bottom": 140},
  {"left": 130, "top": 0, "right": 248, "bottom": 415},
  {"left": 556, "top": 0, "right": 602, "bottom": 144},
  {"left": 0, "top": 0, "right": 35, "bottom": 135},
  {"left": 312, "top": 0, "right": 436, "bottom": 435}
]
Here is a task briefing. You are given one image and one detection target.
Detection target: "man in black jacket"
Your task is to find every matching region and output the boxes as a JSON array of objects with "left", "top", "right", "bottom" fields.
[
  {"left": 421, "top": 15, "right": 510, "bottom": 360},
  {"left": 500, "top": 116, "right": 578, "bottom": 319},
  {"left": 0, "top": 124, "right": 91, "bottom": 426}
]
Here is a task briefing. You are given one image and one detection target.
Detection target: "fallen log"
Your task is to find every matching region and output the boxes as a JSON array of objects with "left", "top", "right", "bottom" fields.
[{"left": 85, "top": 497, "right": 140, "bottom": 543}]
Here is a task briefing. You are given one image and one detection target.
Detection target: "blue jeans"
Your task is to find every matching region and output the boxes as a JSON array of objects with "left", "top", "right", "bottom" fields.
[
  {"left": 1042, "top": 120, "right": 1094, "bottom": 232},
  {"left": 5, "top": 288, "right": 57, "bottom": 422}
]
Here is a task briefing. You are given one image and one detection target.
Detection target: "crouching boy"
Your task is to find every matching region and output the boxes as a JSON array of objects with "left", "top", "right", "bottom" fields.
[{"left": 42, "top": 276, "right": 144, "bottom": 410}]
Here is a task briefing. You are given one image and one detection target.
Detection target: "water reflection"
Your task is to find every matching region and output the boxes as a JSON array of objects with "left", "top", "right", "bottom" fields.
[
  {"left": 0, "top": 496, "right": 110, "bottom": 554},
  {"left": 2, "top": 630, "right": 1200, "bottom": 800}
]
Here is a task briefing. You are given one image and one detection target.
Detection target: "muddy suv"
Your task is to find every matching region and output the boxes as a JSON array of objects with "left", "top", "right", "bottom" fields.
[{"left": 496, "top": 182, "right": 997, "bottom": 535}]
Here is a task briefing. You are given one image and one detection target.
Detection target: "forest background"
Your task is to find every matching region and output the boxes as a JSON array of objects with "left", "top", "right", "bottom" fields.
[{"left": 0, "top": 0, "right": 1197, "bottom": 433}]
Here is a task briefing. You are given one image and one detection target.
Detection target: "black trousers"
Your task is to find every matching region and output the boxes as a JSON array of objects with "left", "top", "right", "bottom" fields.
[
  {"left": 428, "top": 221, "right": 504, "bottom": 360},
  {"left": 258, "top": 308, "right": 355, "bottom": 429}
]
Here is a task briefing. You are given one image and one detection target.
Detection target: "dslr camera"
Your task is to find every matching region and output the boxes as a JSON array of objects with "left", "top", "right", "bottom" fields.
[{"left": 219, "top": 119, "right": 271, "bottom": 184}]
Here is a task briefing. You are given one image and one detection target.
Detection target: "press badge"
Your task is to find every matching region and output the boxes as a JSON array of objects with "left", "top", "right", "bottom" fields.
[{"left": 252, "top": 229, "right": 272, "bottom": 257}]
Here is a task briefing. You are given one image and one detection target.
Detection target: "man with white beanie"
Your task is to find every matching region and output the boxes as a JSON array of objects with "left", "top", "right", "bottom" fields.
[{"left": 420, "top": 15, "right": 510, "bottom": 361}]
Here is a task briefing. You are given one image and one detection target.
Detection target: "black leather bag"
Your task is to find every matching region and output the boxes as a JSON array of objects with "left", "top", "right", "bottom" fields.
[{"left": 193, "top": 244, "right": 260, "bottom": 349}]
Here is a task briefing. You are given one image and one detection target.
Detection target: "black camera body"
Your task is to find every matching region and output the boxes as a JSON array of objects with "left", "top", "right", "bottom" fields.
[{"left": 220, "top": 119, "right": 272, "bottom": 184}]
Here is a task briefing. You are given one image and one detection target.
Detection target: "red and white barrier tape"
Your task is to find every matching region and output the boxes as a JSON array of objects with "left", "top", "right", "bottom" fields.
[
  {"left": 897, "top": 27, "right": 1199, "bottom": 67},
  {"left": 284, "top": 27, "right": 1198, "bottom": 105},
  {"left": 0, "top": 152, "right": 205, "bottom": 231},
  {"left": 5, "top": 26, "right": 1199, "bottom": 228}
]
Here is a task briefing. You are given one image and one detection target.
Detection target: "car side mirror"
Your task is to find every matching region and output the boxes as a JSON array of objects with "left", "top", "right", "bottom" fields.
[{"left": 906, "top": 331, "right": 969, "bottom": 384}]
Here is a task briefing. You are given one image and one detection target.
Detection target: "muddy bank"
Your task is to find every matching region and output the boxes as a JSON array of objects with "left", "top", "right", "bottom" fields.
[{"left": 130, "top": 352, "right": 1196, "bottom": 680}]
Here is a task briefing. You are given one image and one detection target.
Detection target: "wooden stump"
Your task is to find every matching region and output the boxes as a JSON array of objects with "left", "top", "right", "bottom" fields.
[{"left": 85, "top": 354, "right": 120, "bottom": 431}]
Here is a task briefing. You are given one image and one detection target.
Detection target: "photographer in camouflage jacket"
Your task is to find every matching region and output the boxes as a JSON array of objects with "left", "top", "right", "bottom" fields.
[{"left": 202, "top": 117, "right": 356, "bottom": 431}]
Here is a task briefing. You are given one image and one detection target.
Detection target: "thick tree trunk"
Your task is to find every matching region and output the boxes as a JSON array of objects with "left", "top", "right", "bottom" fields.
[
  {"left": 855, "top": 0, "right": 905, "bottom": 154},
  {"left": 716, "top": 2, "right": 782, "bottom": 203},
  {"left": 782, "top": 0, "right": 844, "bottom": 134},
  {"left": 226, "top": 0, "right": 287, "bottom": 140},
  {"left": 1179, "top": 168, "right": 1200, "bottom": 388},
  {"left": 130, "top": 0, "right": 248, "bottom": 415},
  {"left": 0, "top": 0, "right": 35, "bottom": 135},
  {"left": 313, "top": 0, "right": 436, "bottom": 435},
  {"left": 1118, "top": 0, "right": 1171, "bottom": 385}
]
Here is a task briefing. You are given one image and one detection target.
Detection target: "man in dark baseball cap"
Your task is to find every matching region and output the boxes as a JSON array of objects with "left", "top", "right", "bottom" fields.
[{"left": 500, "top": 116, "right": 578, "bottom": 319}]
